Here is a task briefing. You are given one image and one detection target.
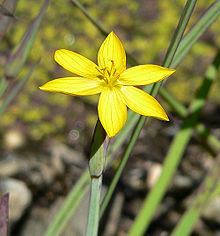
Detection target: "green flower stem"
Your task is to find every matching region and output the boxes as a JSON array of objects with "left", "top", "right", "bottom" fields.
[
  {"left": 100, "top": 116, "right": 145, "bottom": 218},
  {"left": 86, "top": 120, "right": 109, "bottom": 236},
  {"left": 86, "top": 177, "right": 102, "bottom": 236},
  {"left": 128, "top": 49, "right": 220, "bottom": 236}
]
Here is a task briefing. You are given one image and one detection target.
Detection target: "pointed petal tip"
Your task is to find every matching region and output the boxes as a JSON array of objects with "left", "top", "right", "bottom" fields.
[
  {"left": 169, "top": 68, "right": 176, "bottom": 74},
  {"left": 109, "top": 31, "right": 115, "bottom": 36},
  {"left": 159, "top": 110, "right": 169, "bottom": 121},
  {"left": 165, "top": 68, "right": 176, "bottom": 76},
  {"left": 163, "top": 115, "right": 170, "bottom": 121},
  {"left": 39, "top": 84, "right": 48, "bottom": 91}
]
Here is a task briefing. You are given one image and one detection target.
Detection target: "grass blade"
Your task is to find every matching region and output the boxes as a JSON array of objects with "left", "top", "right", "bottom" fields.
[
  {"left": 0, "top": 61, "right": 39, "bottom": 115},
  {"left": 128, "top": 49, "right": 220, "bottom": 235},
  {"left": 171, "top": 156, "right": 220, "bottom": 236},
  {"left": 173, "top": 1, "right": 220, "bottom": 67},
  {"left": 160, "top": 87, "right": 220, "bottom": 156},
  {"left": 163, "top": 0, "right": 197, "bottom": 67},
  {"left": 0, "top": 77, "right": 8, "bottom": 98},
  {"left": 5, "top": 0, "right": 50, "bottom": 78},
  {"left": 45, "top": 171, "right": 89, "bottom": 236},
  {"left": 0, "top": 0, "right": 17, "bottom": 40}
]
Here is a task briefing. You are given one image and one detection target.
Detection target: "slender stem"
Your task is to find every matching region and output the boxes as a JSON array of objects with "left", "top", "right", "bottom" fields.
[
  {"left": 86, "top": 120, "right": 108, "bottom": 236},
  {"left": 100, "top": 116, "right": 145, "bottom": 218},
  {"left": 71, "top": 0, "right": 107, "bottom": 36},
  {"left": 150, "top": 0, "right": 197, "bottom": 97},
  {"left": 86, "top": 176, "right": 102, "bottom": 236},
  {"left": 163, "top": 0, "right": 197, "bottom": 68}
]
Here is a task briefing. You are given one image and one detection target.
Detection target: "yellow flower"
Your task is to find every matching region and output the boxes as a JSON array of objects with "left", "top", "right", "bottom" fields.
[{"left": 40, "top": 32, "right": 175, "bottom": 137}]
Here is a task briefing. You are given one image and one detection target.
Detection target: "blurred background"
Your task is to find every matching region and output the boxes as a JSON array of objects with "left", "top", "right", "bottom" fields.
[{"left": 0, "top": 0, "right": 220, "bottom": 235}]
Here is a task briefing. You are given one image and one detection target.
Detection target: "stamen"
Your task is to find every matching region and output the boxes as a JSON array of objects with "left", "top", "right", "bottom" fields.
[
  {"left": 96, "top": 66, "right": 108, "bottom": 83},
  {"left": 109, "top": 60, "right": 115, "bottom": 76},
  {"left": 95, "top": 66, "right": 104, "bottom": 74}
]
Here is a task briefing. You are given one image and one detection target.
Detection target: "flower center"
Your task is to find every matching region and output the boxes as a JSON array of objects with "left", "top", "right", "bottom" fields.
[{"left": 96, "top": 60, "right": 119, "bottom": 86}]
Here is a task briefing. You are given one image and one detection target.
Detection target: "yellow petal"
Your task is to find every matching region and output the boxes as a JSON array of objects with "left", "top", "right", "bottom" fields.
[
  {"left": 119, "top": 65, "right": 175, "bottom": 86},
  {"left": 54, "top": 49, "right": 100, "bottom": 78},
  {"left": 98, "top": 32, "right": 126, "bottom": 74},
  {"left": 120, "top": 86, "right": 169, "bottom": 121},
  {"left": 98, "top": 87, "right": 127, "bottom": 137},
  {"left": 39, "top": 77, "right": 104, "bottom": 96}
]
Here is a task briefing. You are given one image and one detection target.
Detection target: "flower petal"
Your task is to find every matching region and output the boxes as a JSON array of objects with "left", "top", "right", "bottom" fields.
[
  {"left": 98, "top": 32, "right": 126, "bottom": 74},
  {"left": 98, "top": 87, "right": 127, "bottom": 137},
  {"left": 54, "top": 49, "right": 100, "bottom": 78},
  {"left": 39, "top": 77, "right": 104, "bottom": 96},
  {"left": 119, "top": 65, "right": 175, "bottom": 86},
  {"left": 120, "top": 86, "right": 169, "bottom": 121}
]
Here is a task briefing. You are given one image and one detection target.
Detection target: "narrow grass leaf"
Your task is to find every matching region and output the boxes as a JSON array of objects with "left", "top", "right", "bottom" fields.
[
  {"left": 4, "top": 0, "right": 50, "bottom": 78},
  {"left": 0, "top": 77, "right": 8, "bottom": 98},
  {"left": 171, "top": 156, "right": 220, "bottom": 236},
  {"left": 128, "top": 50, "right": 220, "bottom": 235},
  {"left": 0, "top": 61, "right": 39, "bottom": 115},
  {"left": 45, "top": 172, "right": 89, "bottom": 236},
  {"left": 173, "top": 1, "right": 220, "bottom": 67},
  {"left": 0, "top": 0, "right": 17, "bottom": 40},
  {"left": 160, "top": 87, "right": 220, "bottom": 156}
]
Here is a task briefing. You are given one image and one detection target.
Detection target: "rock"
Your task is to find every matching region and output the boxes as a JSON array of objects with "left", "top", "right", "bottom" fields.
[
  {"left": 0, "top": 178, "right": 32, "bottom": 224},
  {"left": 203, "top": 197, "right": 220, "bottom": 224},
  {"left": 0, "top": 154, "right": 25, "bottom": 177},
  {"left": 20, "top": 187, "right": 90, "bottom": 236},
  {"left": 46, "top": 140, "right": 86, "bottom": 166},
  {"left": 146, "top": 162, "right": 162, "bottom": 188},
  {"left": 170, "top": 174, "right": 195, "bottom": 193},
  {"left": 3, "top": 128, "right": 26, "bottom": 150}
]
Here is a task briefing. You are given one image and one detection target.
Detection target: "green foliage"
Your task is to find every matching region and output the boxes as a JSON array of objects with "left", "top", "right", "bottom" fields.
[{"left": 1, "top": 0, "right": 220, "bottom": 140}]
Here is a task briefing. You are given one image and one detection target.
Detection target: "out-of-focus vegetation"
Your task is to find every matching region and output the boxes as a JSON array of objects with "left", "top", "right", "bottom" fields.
[
  {"left": 1, "top": 0, "right": 220, "bottom": 142},
  {"left": 1, "top": 1, "right": 220, "bottom": 235}
]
